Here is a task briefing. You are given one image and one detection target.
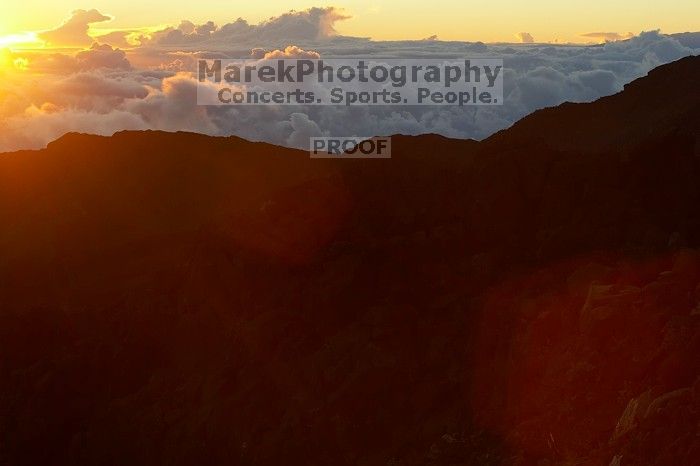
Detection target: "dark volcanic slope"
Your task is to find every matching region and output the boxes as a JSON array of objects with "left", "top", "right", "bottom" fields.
[{"left": 1, "top": 57, "right": 699, "bottom": 466}]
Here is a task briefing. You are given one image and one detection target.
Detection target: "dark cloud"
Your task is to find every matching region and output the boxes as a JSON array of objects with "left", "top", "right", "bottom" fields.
[
  {"left": 76, "top": 44, "right": 132, "bottom": 70},
  {"left": 39, "top": 9, "right": 113, "bottom": 47}
]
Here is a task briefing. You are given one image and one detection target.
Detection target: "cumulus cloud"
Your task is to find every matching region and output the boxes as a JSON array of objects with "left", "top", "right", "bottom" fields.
[
  {"left": 672, "top": 32, "right": 700, "bottom": 49},
  {"left": 19, "top": 43, "right": 131, "bottom": 74},
  {"left": 148, "top": 7, "right": 351, "bottom": 47},
  {"left": 76, "top": 43, "right": 132, "bottom": 70},
  {"left": 286, "top": 113, "right": 323, "bottom": 147},
  {"left": 516, "top": 32, "right": 535, "bottom": 44},
  {"left": 53, "top": 72, "right": 149, "bottom": 101},
  {"left": 39, "top": 9, "right": 113, "bottom": 47},
  {"left": 262, "top": 45, "right": 320, "bottom": 59},
  {"left": 1, "top": 5, "right": 698, "bottom": 155},
  {"left": 0, "top": 107, "right": 149, "bottom": 151}
]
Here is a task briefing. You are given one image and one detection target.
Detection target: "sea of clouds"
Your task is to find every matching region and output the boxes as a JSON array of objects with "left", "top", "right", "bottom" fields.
[{"left": 0, "top": 7, "right": 697, "bottom": 152}]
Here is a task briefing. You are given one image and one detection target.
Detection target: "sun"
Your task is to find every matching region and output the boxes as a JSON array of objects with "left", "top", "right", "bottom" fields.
[{"left": 0, "top": 47, "right": 29, "bottom": 75}]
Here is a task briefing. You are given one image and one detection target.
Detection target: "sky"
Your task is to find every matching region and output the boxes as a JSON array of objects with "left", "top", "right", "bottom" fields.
[{"left": 1, "top": 0, "right": 699, "bottom": 44}]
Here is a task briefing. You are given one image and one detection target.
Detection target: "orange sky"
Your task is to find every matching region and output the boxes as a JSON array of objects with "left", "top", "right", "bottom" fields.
[{"left": 1, "top": 0, "right": 699, "bottom": 47}]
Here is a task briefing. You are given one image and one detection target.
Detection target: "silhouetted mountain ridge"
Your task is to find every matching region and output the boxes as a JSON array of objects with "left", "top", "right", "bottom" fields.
[
  {"left": 0, "top": 56, "right": 699, "bottom": 466},
  {"left": 486, "top": 55, "right": 699, "bottom": 152}
]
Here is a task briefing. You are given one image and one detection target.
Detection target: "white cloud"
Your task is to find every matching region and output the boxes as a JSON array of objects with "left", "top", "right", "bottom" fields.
[
  {"left": 1, "top": 7, "right": 698, "bottom": 155},
  {"left": 262, "top": 45, "right": 320, "bottom": 59}
]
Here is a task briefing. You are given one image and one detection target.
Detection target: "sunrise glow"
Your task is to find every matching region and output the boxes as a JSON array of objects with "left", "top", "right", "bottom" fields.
[{"left": 2, "top": 0, "right": 700, "bottom": 46}]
